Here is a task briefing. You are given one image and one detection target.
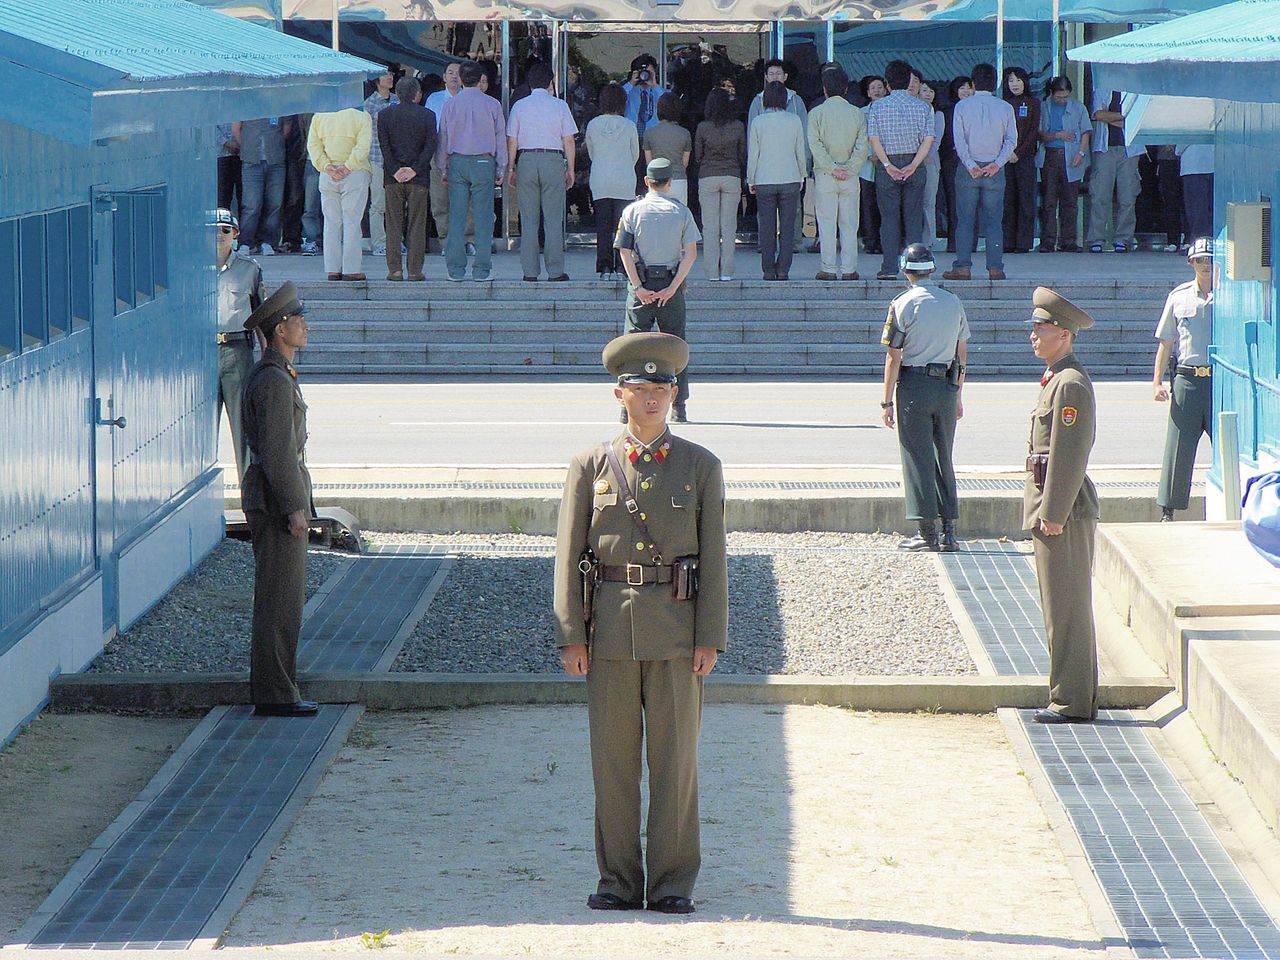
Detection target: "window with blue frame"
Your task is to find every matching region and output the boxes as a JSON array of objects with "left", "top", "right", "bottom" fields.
[
  {"left": 114, "top": 186, "right": 168, "bottom": 315},
  {"left": 0, "top": 202, "right": 96, "bottom": 363}
]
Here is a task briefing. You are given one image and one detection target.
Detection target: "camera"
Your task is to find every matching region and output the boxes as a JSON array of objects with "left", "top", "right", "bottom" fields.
[{"left": 637, "top": 68, "right": 652, "bottom": 83}]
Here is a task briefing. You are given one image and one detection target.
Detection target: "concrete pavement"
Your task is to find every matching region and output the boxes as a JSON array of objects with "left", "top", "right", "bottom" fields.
[{"left": 219, "top": 377, "right": 1211, "bottom": 469}]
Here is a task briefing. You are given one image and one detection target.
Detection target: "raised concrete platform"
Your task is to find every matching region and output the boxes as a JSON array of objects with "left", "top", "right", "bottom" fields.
[
  {"left": 221, "top": 465, "right": 1203, "bottom": 536},
  {"left": 47, "top": 672, "right": 1173, "bottom": 714},
  {"left": 1096, "top": 523, "right": 1280, "bottom": 841}
]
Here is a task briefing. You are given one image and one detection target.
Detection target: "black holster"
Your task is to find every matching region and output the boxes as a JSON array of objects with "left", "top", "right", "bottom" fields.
[
  {"left": 672, "top": 556, "right": 699, "bottom": 601},
  {"left": 1027, "top": 454, "right": 1049, "bottom": 491},
  {"left": 578, "top": 549, "right": 599, "bottom": 622},
  {"left": 642, "top": 265, "right": 674, "bottom": 291}
]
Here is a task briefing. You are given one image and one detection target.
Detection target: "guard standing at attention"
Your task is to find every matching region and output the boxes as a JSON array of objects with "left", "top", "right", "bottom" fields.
[
  {"left": 616, "top": 158, "right": 700, "bottom": 424},
  {"left": 880, "top": 243, "right": 970, "bottom": 552},
  {"left": 1024, "top": 287, "right": 1099, "bottom": 724},
  {"left": 1152, "top": 237, "right": 1214, "bottom": 521},
  {"left": 241, "top": 281, "right": 318, "bottom": 718},
  {"left": 553, "top": 332, "right": 728, "bottom": 916},
  {"left": 214, "top": 208, "right": 265, "bottom": 483}
]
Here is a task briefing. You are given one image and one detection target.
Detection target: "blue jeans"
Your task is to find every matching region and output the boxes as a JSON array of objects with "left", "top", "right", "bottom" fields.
[
  {"left": 239, "top": 159, "right": 285, "bottom": 248},
  {"left": 954, "top": 166, "right": 1005, "bottom": 270},
  {"left": 302, "top": 164, "right": 322, "bottom": 243},
  {"left": 446, "top": 154, "right": 497, "bottom": 278}
]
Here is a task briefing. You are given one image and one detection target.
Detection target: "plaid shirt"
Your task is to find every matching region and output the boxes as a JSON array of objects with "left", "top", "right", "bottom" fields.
[
  {"left": 867, "top": 90, "right": 934, "bottom": 156},
  {"left": 364, "top": 91, "right": 399, "bottom": 166}
]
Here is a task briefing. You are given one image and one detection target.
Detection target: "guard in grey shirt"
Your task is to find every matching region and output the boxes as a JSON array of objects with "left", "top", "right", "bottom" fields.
[
  {"left": 1152, "top": 237, "right": 1214, "bottom": 520},
  {"left": 213, "top": 208, "right": 265, "bottom": 483},
  {"left": 880, "top": 243, "right": 970, "bottom": 552}
]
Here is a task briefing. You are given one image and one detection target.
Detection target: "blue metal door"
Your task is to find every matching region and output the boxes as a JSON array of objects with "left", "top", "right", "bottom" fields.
[{"left": 91, "top": 187, "right": 122, "bottom": 634}]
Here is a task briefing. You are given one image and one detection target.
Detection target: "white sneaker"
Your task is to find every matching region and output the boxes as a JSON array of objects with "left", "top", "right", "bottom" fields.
[
  {"left": 259, "top": 243, "right": 275, "bottom": 256},
  {"left": 372, "top": 243, "right": 387, "bottom": 257},
  {"left": 719, "top": 275, "right": 733, "bottom": 282},
  {"left": 300, "top": 240, "right": 318, "bottom": 256},
  {"left": 1163, "top": 243, "right": 1179, "bottom": 252}
]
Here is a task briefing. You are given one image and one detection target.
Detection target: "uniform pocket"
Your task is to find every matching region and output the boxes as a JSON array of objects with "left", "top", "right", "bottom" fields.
[
  {"left": 593, "top": 493, "right": 617, "bottom": 511},
  {"left": 671, "top": 494, "right": 694, "bottom": 509},
  {"left": 1173, "top": 305, "right": 1198, "bottom": 320}
]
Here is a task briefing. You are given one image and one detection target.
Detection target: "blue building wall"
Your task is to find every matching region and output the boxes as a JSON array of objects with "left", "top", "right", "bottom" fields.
[
  {"left": 1210, "top": 101, "right": 1280, "bottom": 497},
  {"left": 0, "top": 120, "right": 221, "bottom": 660}
]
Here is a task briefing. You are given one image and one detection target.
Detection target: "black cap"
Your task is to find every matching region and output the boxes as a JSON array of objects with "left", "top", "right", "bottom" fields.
[{"left": 243, "top": 281, "right": 306, "bottom": 335}]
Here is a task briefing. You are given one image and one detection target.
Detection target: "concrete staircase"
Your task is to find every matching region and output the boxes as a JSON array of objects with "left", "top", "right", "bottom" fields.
[{"left": 295, "top": 277, "right": 1168, "bottom": 377}]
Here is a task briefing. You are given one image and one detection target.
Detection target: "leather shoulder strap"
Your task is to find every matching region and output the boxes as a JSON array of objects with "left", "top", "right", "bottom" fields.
[{"left": 603, "top": 442, "right": 664, "bottom": 563}]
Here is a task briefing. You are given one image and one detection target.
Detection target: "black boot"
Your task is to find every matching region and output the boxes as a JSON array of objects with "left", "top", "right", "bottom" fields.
[
  {"left": 898, "top": 520, "right": 939, "bottom": 552},
  {"left": 1160, "top": 506, "right": 1174, "bottom": 522},
  {"left": 940, "top": 519, "right": 959, "bottom": 553}
]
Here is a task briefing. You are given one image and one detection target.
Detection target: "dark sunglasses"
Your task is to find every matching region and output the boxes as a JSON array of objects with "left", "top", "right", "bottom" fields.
[{"left": 217, "top": 225, "right": 235, "bottom": 235}]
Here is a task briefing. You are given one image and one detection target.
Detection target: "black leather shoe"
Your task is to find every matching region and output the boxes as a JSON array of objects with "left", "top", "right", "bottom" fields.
[
  {"left": 1033, "top": 707, "right": 1090, "bottom": 724},
  {"left": 522, "top": 275, "right": 539, "bottom": 282},
  {"left": 898, "top": 521, "right": 939, "bottom": 552},
  {"left": 254, "top": 700, "right": 319, "bottom": 717},
  {"left": 940, "top": 520, "right": 959, "bottom": 553},
  {"left": 1161, "top": 507, "right": 1175, "bottom": 522},
  {"left": 548, "top": 273, "right": 571, "bottom": 282},
  {"left": 670, "top": 407, "right": 688, "bottom": 424},
  {"left": 647, "top": 896, "right": 695, "bottom": 914},
  {"left": 588, "top": 893, "right": 643, "bottom": 911}
]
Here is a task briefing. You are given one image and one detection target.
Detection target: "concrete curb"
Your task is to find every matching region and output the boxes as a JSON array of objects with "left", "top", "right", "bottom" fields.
[{"left": 52, "top": 672, "right": 1173, "bottom": 713}]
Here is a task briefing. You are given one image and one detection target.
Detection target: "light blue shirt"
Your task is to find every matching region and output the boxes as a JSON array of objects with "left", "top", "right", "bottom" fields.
[
  {"left": 424, "top": 88, "right": 456, "bottom": 121},
  {"left": 624, "top": 83, "right": 661, "bottom": 138},
  {"left": 952, "top": 91, "right": 1017, "bottom": 170}
]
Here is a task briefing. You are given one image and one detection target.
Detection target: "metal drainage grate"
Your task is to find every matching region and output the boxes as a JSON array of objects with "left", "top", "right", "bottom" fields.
[
  {"left": 224, "top": 479, "right": 1194, "bottom": 494},
  {"left": 1023, "top": 712, "right": 1280, "bottom": 959},
  {"left": 941, "top": 548, "right": 1048, "bottom": 675}
]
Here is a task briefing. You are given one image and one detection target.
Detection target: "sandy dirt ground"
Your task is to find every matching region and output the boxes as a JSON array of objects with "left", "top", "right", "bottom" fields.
[
  {"left": 227, "top": 705, "right": 1106, "bottom": 958},
  {"left": 0, "top": 713, "right": 196, "bottom": 941}
]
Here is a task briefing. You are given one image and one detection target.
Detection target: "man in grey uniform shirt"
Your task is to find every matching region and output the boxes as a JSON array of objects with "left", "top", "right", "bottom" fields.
[
  {"left": 616, "top": 158, "right": 701, "bottom": 423},
  {"left": 880, "top": 243, "right": 969, "bottom": 552},
  {"left": 1152, "top": 237, "right": 1214, "bottom": 520},
  {"left": 214, "top": 208, "right": 265, "bottom": 483}
]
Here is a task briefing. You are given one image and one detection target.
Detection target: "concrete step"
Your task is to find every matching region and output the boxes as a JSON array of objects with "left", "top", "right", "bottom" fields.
[{"left": 293, "top": 278, "right": 1177, "bottom": 304}]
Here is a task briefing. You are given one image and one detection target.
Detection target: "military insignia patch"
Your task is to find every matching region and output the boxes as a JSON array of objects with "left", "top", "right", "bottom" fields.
[
  {"left": 1061, "top": 406, "right": 1077, "bottom": 426},
  {"left": 594, "top": 479, "right": 610, "bottom": 495},
  {"left": 644, "top": 361, "right": 657, "bottom": 374}
]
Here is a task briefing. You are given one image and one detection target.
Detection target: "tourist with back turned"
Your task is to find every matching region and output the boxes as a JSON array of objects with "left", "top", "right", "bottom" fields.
[
  {"left": 241, "top": 282, "right": 318, "bottom": 718},
  {"left": 747, "top": 81, "right": 806, "bottom": 281},
  {"left": 808, "top": 66, "right": 867, "bottom": 281},
  {"left": 880, "top": 243, "right": 969, "bottom": 553},
  {"left": 585, "top": 82, "right": 641, "bottom": 281},
  {"left": 943, "top": 63, "right": 1016, "bottom": 282},
  {"left": 377, "top": 76, "right": 436, "bottom": 282},
  {"left": 507, "top": 61, "right": 578, "bottom": 282},
  {"left": 437, "top": 61, "right": 506, "bottom": 282},
  {"left": 694, "top": 87, "right": 746, "bottom": 282},
  {"left": 553, "top": 331, "right": 727, "bottom": 916},
  {"left": 308, "top": 104, "right": 372, "bottom": 281},
  {"left": 1024, "top": 287, "right": 1099, "bottom": 725},
  {"left": 866, "top": 60, "right": 935, "bottom": 280}
]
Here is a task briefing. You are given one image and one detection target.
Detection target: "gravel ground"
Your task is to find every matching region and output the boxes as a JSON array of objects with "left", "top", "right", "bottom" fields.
[
  {"left": 382, "top": 532, "right": 975, "bottom": 676},
  {"left": 89, "top": 538, "right": 348, "bottom": 674}
]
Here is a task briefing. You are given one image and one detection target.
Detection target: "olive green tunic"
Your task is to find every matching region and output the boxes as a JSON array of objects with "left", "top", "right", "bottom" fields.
[
  {"left": 241, "top": 350, "right": 313, "bottom": 706},
  {"left": 1023, "top": 352, "right": 1099, "bottom": 720},
  {"left": 554, "top": 430, "right": 727, "bottom": 903}
]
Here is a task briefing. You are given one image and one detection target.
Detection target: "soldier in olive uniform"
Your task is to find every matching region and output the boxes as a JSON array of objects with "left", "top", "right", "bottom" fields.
[
  {"left": 1153, "top": 237, "right": 1214, "bottom": 521},
  {"left": 1024, "top": 287, "right": 1099, "bottom": 724},
  {"left": 553, "top": 332, "right": 728, "bottom": 915},
  {"left": 880, "top": 243, "right": 970, "bottom": 552},
  {"left": 616, "top": 158, "right": 700, "bottom": 423},
  {"left": 241, "top": 281, "right": 318, "bottom": 718},
  {"left": 214, "top": 208, "right": 265, "bottom": 483}
]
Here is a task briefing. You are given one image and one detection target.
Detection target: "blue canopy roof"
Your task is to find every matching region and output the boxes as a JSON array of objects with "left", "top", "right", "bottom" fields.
[
  {"left": 0, "top": 0, "right": 383, "bottom": 144},
  {"left": 1068, "top": 0, "right": 1280, "bottom": 103}
]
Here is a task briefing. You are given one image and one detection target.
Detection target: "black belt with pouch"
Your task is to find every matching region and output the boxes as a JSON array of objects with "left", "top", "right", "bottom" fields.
[
  {"left": 1026, "top": 454, "right": 1049, "bottom": 491},
  {"left": 903, "top": 362, "right": 950, "bottom": 379},
  {"left": 641, "top": 265, "right": 675, "bottom": 291}
]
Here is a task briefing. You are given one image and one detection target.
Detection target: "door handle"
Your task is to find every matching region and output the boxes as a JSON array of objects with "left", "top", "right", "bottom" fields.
[{"left": 94, "top": 397, "right": 127, "bottom": 429}]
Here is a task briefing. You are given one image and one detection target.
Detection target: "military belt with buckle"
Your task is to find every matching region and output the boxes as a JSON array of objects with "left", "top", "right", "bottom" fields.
[
  {"left": 599, "top": 563, "right": 674, "bottom": 586},
  {"left": 217, "top": 331, "right": 253, "bottom": 345},
  {"left": 1176, "top": 365, "right": 1212, "bottom": 378}
]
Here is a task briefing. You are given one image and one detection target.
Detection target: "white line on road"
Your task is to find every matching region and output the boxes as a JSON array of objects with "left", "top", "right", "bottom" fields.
[{"left": 386, "top": 420, "right": 841, "bottom": 427}]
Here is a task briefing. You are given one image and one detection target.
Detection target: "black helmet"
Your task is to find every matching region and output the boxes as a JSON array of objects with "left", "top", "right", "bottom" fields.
[{"left": 899, "top": 243, "right": 936, "bottom": 274}]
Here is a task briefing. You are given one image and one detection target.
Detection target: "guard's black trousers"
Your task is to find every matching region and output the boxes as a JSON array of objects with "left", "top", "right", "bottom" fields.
[
  {"left": 895, "top": 369, "right": 960, "bottom": 521},
  {"left": 1157, "top": 372, "right": 1213, "bottom": 510},
  {"left": 625, "top": 285, "right": 689, "bottom": 407}
]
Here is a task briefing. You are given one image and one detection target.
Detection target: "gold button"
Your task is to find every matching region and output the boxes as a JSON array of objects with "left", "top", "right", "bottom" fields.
[
  {"left": 640, "top": 481, "right": 650, "bottom": 490},
  {"left": 640, "top": 512, "right": 647, "bottom": 520},
  {"left": 643, "top": 454, "right": 652, "bottom": 462},
  {"left": 636, "top": 541, "right": 645, "bottom": 550}
]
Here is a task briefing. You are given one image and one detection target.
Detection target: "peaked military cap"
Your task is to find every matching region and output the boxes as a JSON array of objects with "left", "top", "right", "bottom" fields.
[
  {"left": 244, "top": 281, "right": 306, "bottom": 334},
  {"left": 646, "top": 157, "right": 673, "bottom": 183},
  {"left": 603, "top": 332, "right": 688, "bottom": 384},
  {"left": 1187, "top": 237, "right": 1214, "bottom": 261},
  {"left": 1028, "top": 286, "right": 1094, "bottom": 334}
]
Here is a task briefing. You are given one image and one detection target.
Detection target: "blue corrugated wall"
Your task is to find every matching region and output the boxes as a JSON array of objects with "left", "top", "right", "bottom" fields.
[
  {"left": 0, "top": 121, "right": 218, "bottom": 645},
  {"left": 1211, "top": 102, "right": 1280, "bottom": 478}
]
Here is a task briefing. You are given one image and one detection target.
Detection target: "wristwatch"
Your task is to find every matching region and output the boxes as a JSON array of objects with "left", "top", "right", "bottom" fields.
[{"left": 880, "top": 401, "right": 894, "bottom": 409}]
